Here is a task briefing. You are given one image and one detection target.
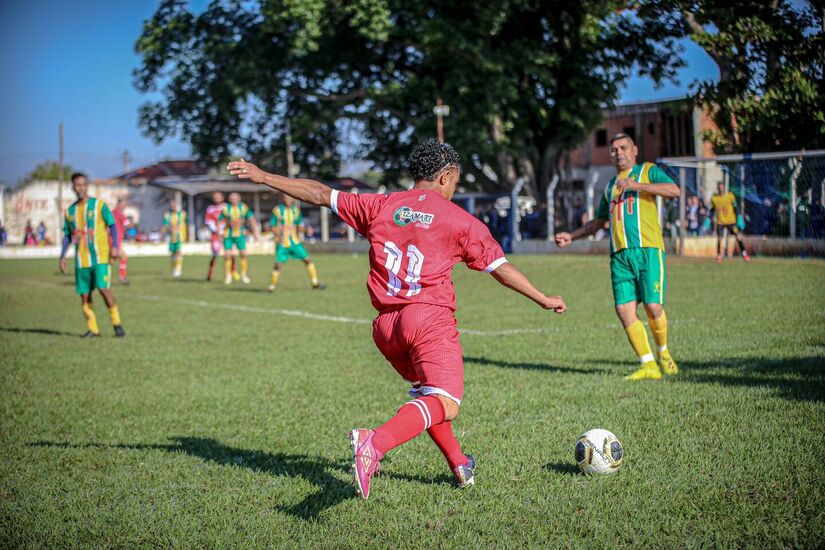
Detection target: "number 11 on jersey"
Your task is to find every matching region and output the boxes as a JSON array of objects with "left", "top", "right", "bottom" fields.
[{"left": 383, "top": 241, "right": 424, "bottom": 297}]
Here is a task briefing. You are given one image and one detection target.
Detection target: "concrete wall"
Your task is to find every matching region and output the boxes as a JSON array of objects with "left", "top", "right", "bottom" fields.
[{"left": 2, "top": 180, "right": 136, "bottom": 244}]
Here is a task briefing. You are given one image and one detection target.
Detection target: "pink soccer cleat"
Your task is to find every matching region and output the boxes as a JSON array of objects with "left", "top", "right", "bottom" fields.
[{"left": 349, "top": 429, "right": 382, "bottom": 500}]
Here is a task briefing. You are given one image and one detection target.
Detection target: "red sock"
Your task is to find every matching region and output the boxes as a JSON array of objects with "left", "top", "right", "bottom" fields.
[
  {"left": 207, "top": 256, "right": 216, "bottom": 279},
  {"left": 427, "top": 421, "right": 467, "bottom": 469},
  {"left": 373, "top": 395, "right": 445, "bottom": 457},
  {"left": 118, "top": 258, "right": 128, "bottom": 280}
]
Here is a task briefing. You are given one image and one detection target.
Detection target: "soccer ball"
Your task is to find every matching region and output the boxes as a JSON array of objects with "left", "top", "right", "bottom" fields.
[{"left": 575, "top": 429, "right": 624, "bottom": 474}]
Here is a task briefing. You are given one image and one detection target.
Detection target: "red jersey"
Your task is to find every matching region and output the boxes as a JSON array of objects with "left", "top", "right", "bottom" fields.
[
  {"left": 332, "top": 188, "right": 506, "bottom": 312},
  {"left": 205, "top": 204, "right": 226, "bottom": 234},
  {"left": 113, "top": 207, "right": 127, "bottom": 240}
]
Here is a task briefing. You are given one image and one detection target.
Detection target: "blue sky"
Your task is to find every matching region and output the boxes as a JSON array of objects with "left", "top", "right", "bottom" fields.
[{"left": 0, "top": 1, "right": 719, "bottom": 186}]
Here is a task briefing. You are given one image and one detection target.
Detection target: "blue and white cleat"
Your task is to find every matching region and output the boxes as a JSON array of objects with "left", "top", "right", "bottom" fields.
[{"left": 453, "top": 454, "right": 476, "bottom": 488}]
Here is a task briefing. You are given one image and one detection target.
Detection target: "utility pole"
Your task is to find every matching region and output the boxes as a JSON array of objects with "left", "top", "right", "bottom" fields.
[
  {"left": 122, "top": 149, "right": 132, "bottom": 173},
  {"left": 433, "top": 98, "right": 450, "bottom": 143},
  {"left": 57, "top": 123, "right": 64, "bottom": 245}
]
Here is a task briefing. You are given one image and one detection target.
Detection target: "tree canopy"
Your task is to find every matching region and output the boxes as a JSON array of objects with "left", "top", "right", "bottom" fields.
[
  {"left": 636, "top": 0, "right": 824, "bottom": 153},
  {"left": 135, "top": 0, "right": 686, "bottom": 194},
  {"left": 23, "top": 160, "right": 75, "bottom": 184},
  {"left": 135, "top": 1, "right": 825, "bottom": 193}
]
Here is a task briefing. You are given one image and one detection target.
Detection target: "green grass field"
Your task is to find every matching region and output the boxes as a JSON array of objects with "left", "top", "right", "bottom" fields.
[{"left": 1, "top": 254, "right": 824, "bottom": 548}]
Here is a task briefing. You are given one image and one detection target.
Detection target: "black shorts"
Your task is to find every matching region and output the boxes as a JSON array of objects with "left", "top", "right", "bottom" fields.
[{"left": 716, "top": 223, "right": 739, "bottom": 237}]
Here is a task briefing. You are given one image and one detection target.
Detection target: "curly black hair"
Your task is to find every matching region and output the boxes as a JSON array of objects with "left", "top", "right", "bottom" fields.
[{"left": 407, "top": 139, "right": 461, "bottom": 182}]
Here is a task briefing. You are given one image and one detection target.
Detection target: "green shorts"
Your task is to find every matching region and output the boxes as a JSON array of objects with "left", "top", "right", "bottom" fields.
[
  {"left": 224, "top": 235, "right": 246, "bottom": 252},
  {"left": 169, "top": 241, "right": 182, "bottom": 254},
  {"left": 610, "top": 247, "right": 666, "bottom": 306},
  {"left": 75, "top": 264, "right": 110, "bottom": 295},
  {"left": 276, "top": 243, "right": 309, "bottom": 263}
]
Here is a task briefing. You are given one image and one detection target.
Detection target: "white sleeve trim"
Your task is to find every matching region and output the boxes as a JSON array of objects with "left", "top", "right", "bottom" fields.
[
  {"left": 330, "top": 189, "right": 340, "bottom": 215},
  {"left": 484, "top": 257, "right": 508, "bottom": 273}
]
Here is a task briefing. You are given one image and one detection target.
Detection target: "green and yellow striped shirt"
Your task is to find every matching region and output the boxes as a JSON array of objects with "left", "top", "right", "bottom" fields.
[
  {"left": 63, "top": 197, "right": 115, "bottom": 268},
  {"left": 595, "top": 162, "right": 674, "bottom": 254},
  {"left": 270, "top": 204, "right": 303, "bottom": 247}
]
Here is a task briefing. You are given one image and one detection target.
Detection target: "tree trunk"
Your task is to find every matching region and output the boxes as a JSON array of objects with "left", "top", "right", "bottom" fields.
[{"left": 491, "top": 115, "right": 518, "bottom": 189}]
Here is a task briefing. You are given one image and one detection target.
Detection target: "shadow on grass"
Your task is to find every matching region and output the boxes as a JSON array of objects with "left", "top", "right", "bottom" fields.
[
  {"left": 543, "top": 462, "right": 581, "bottom": 476},
  {"left": 679, "top": 356, "right": 825, "bottom": 403},
  {"left": 463, "top": 355, "right": 608, "bottom": 375},
  {"left": 217, "top": 286, "right": 271, "bottom": 294},
  {"left": 163, "top": 277, "right": 208, "bottom": 284},
  {"left": 29, "top": 436, "right": 454, "bottom": 520},
  {"left": 588, "top": 355, "right": 824, "bottom": 402},
  {"left": 0, "top": 326, "right": 76, "bottom": 337}
]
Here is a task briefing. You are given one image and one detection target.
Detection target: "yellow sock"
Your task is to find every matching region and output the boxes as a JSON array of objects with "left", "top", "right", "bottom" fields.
[
  {"left": 241, "top": 257, "right": 248, "bottom": 275},
  {"left": 625, "top": 320, "right": 654, "bottom": 364},
  {"left": 225, "top": 257, "right": 232, "bottom": 275},
  {"left": 82, "top": 302, "right": 99, "bottom": 334},
  {"left": 647, "top": 310, "right": 668, "bottom": 353},
  {"left": 270, "top": 270, "right": 280, "bottom": 286},
  {"left": 109, "top": 305, "right": 121, "bottom": 326},
  {"left": 176, "top": 257, "right": 184, "bottom": 271},
  {"left": 306, "top": 262, "right": 319, "bottom": 286}
]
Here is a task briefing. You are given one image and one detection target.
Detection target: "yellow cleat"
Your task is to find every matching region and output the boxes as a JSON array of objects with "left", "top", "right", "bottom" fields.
[
  {"left": 659, "top": 350, "right": 679, "bottom": 375},
  {"left": 625, "top": 361, "right": 663, "bottom": 381}
]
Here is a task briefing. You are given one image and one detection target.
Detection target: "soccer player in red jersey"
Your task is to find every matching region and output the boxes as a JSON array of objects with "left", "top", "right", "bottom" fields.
[
  {"left": 111, "top": 199, "right": 129, "bottom": 284},
  {"left": 228, "top": 140, "right": 566, "bottom": 499},
  {"left": 205, "top": 192, "right": 229, "bottom": 281}
]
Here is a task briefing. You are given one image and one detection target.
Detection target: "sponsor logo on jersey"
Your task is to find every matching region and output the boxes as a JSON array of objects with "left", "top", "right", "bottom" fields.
[{"left": 393, "top": 206, "right": 435, "bottom": 227}]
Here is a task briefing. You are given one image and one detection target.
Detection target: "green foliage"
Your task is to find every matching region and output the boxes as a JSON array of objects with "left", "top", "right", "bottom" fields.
[
  {"left": 134, "top": 1, "right": 683, "bottom": 193},
  {"left": 637, "top": 0, "right": 825, "bottom": 153},
  {"left": 23, "top": 160, "right": 75, "bottom": 183},
  {"left": 1, "top": 255, "right": 824, "bottom": 546}
]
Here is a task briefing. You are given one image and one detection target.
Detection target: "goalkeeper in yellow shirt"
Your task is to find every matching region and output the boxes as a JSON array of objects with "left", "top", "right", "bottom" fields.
[{"left": 710, "top": 182, "right": 750, "bottom": 263}]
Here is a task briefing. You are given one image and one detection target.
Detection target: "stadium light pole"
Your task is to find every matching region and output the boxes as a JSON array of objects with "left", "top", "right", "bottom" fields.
[{"left": 433, "top": 98, "right": 450, "bottom": 143}]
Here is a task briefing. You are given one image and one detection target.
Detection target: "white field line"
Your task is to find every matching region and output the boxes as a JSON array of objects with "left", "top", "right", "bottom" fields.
[{"left": 5, "top": 277, "right": 696, "bottom": 337}]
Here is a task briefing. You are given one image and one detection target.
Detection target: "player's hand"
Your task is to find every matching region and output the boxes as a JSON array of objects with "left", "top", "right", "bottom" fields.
[
  {"left": 555, "top": 232, "right": 572, "bottom": 248},
  {"left": 542, "top": 295, "right": 567, "bottom": 314},
  {"left": 227, "top": 159, "right": 266, "bottom": 184},
  {"left": 616, "top": 178, "right": 639, "bottom": 193},
  {"left": 59, "top": 257, "right": 67, "bottom": 274},
  {"left": 110, "top": 247, "right": 120, "bottom": 259}
]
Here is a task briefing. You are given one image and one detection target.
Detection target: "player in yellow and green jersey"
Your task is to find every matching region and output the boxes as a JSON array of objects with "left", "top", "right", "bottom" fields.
[
  {"left": 268, "top": 194, "right": 325, "bottom": 292},
  {"left": 219, "top": 192, "right": 259, "bottom": 284},
  {"left": 555, "top": 133, "right": 679, "bottom": 381},
  {"left": 162, "top": 199, "right": 188, "bottom": 278},
  {"left": 58, "top": 172, "right": 125, "bottom": 338},
  {"left": 710, "top": 181, "right": 750, "bottom": 263}
]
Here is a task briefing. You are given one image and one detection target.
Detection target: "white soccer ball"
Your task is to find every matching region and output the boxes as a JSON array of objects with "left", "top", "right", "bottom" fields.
[{"left": 575, "top": 428, "right": 624, "bottom": 474}]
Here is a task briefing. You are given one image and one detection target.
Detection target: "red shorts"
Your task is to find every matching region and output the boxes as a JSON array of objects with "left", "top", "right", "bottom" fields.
[
  {"left": 372, "top": 303, "right": 464, "bottom": 404},
  {"left": 210, "top": 234, "right": 222, "bottom": 256}
]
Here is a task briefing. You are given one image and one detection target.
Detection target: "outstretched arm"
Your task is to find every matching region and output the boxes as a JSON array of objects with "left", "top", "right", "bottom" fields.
[
  {"left": 490, "top": 262, "right": 566, "bottom": 313},
  {"left": 228, "top": 159, "right": 331, "bottom": 208},
  {"left": 555, "top": 217, "right": 606, "bottom": 247}
]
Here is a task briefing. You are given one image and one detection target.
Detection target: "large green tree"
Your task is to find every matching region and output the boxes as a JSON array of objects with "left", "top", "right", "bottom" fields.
[
  {"left": 636, "top": 0, "right": 824, "bottom": 153},
  {"left": 134, "top": 0, "right": 682, "bottom": 194}
]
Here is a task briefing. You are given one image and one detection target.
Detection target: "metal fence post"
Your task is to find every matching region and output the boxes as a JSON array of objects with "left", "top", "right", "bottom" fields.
[
  {"left": 585, "top": 172, "right": 599, "bottom": 222},
  {"left": 545, "top": 174, "right": 559, "bottom": 240},
  {"left": 320, "top": 206, "right": 329, "bottom": 243},
  {"left": 789, "top": 158, "right": 801, "bottom": 238},
  {"left": 509, "top": 177, "right": 525, "bottom": 251},
  {"left": 679, "top": 167, "right": 686, "bottom": 256}
]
